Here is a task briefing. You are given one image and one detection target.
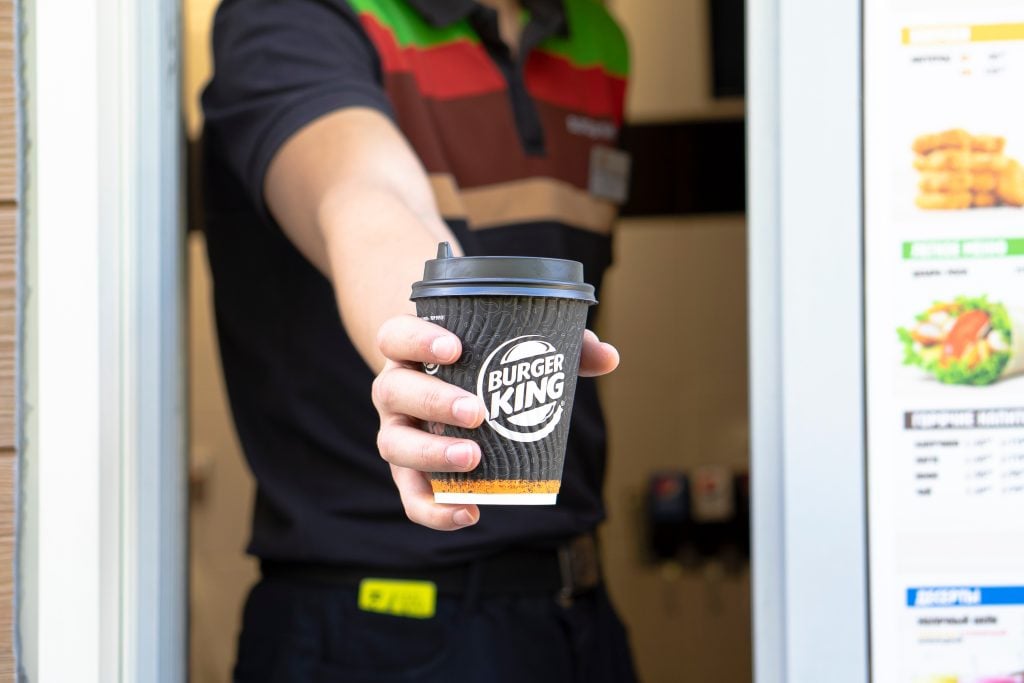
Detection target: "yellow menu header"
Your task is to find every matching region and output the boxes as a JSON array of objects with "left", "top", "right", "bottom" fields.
[{"left": 902, "top": 22, "right": 1024, "bottom": 45}]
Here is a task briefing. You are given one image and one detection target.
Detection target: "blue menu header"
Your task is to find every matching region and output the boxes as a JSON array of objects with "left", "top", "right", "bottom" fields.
[{"left": 907, "top": 586, "right": 1024, "bottom": 608}]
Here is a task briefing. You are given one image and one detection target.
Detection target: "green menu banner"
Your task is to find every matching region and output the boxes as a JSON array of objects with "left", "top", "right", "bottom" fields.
[{"left": 902, "top": 238, "right": 1024, "bottom": 260}]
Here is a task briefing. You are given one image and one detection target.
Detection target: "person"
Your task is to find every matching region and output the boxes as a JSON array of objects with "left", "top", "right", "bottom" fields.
[{"left": 201, "top": 0, "right": 636, "bottom": 680}]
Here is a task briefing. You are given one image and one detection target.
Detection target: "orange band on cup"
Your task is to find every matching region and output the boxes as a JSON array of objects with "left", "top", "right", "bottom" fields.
[{"left": 430, "top": 479, "right": 561, "bottom": 495}]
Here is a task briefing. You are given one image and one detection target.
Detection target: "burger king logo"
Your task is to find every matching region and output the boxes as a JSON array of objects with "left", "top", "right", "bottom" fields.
[{"left": 476, "top": 335, "right": 566, "bottom": 443}]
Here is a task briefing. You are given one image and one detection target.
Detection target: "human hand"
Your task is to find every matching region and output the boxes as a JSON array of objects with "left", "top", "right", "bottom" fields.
[{"left": 372, "top": 314, "right": 619, "bottom": 531}]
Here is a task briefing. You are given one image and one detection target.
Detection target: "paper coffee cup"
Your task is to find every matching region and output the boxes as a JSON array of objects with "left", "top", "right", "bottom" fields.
[{"left": 410, "top": 243, "right": 596, "bottom": 505}]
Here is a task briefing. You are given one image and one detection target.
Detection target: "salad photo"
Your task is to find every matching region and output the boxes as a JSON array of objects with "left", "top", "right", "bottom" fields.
[{"left": 898, "top": 296, "right": 1024, "bottom": 386}]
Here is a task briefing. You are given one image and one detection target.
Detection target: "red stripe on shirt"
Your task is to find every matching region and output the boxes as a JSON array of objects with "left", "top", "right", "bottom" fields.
[
  {"left": 359, "top": 14, "right": 506, "bottom": 100},
  {"left": 526, "top": 51, "right": 627, "bottom": 124}
]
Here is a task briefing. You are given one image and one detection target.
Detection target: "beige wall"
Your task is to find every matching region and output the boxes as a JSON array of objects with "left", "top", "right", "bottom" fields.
[
  {"left": 609, "top": 0, "right": 744, "bottom": 122},
  {"left": 184, "top": 1, "right": 259, "bottom": 680},
  {"left": 599, "top": 217, "right": 751, "bottom": 683},
  {"left": 183, "top": 0, "right": 218, "bottom": 138},
  {"left": 601, "top": 3, "right": 752, "bottom": 679},
  {"left": 188, "top": 234, "right": 258, "bottom": 683}
]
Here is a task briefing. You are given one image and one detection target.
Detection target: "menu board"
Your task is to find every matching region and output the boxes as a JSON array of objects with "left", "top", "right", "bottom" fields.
[{"left": 864, "top": 2, "right": 1024, "bottom": 682}]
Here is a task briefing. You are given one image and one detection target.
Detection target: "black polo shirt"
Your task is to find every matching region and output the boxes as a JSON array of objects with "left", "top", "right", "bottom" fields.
[{"left": 201, "top": 0, "right": 629, "bottom": 568}]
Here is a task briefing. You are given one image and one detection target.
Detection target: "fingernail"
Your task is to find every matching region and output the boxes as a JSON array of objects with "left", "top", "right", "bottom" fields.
[
  {"left": 445, "top": 443, "right": 475, "bottom": 469},
  {"left": 452, "top": 397, "right": 481, "bottom": 426},
  {"left": 453, "top": 508, "right": 477, "bottom": 527},
  {"left": 431, "top": 336, "right": 459, "bottom": 362}
]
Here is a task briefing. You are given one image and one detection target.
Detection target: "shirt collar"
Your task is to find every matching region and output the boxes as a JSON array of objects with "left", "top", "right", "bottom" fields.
[
  {"left": 403, "top": 0, "right": 568, "bottom": 37},
  {"left": 401, "top": 0, "right": 475, "bottom": 27}
]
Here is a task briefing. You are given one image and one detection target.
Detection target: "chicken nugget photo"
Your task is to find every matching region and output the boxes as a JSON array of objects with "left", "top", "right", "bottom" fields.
[{"left": 915, "top": 191, "right": 973, "bottom": 210}]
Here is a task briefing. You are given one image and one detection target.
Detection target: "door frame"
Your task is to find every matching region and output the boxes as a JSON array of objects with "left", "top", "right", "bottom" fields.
[
  {"left": 20, "top": 0, "right": 185, "bottom": 680},
  {"left": 747, "top": 0, "right": 870, "bottom": 680}
]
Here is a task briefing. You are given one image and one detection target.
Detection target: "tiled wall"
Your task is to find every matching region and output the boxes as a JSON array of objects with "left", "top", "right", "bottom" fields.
[{"left": 0, "top": 0, "right": 16, "bottom": 677}]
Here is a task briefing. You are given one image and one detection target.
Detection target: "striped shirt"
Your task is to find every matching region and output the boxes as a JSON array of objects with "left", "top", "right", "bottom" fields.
[{"left": 202, "top": 0, "right": 629, "bottom": 567}]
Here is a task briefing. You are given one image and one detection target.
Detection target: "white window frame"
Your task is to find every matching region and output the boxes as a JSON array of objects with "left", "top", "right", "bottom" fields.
[
  {"left": 20, "top": 0, "right": 185, "bottom": 681},
  {"left": 748, "top": 0, "right": 869, "bottom": 680}
]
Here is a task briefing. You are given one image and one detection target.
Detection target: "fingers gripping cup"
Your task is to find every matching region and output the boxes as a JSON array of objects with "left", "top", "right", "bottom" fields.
[{"left": 410, "top": 243, "right": 597, "bottom": 505}]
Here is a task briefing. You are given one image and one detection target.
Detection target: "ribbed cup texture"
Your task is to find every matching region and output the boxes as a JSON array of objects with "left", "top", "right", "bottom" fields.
[{"left": 416, "top": 295, "right": 589, "bottom": 486}]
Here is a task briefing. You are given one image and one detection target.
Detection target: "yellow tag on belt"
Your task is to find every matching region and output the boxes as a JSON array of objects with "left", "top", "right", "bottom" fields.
[{"left": 357, "top": 578, "right": 437, "bottom": 619}]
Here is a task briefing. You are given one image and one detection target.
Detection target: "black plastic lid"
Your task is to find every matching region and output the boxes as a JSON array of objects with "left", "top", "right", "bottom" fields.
[{"left": 410, "top": 242, "right": 597, "bottom": 303}]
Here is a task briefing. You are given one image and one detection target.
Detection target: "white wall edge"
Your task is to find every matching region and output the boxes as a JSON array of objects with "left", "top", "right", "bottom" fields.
[
  {"left": 27, "top": 0, "right": 106, "bottom": 679},
  {"left": 750, "top": 0, "right": 870, "bottom": 680},
  {"left": 747, "top": 0, "right": 787, "bottom": 679},
  {"left": 776, "top": 0, "right": 869, "bottom": 680}
]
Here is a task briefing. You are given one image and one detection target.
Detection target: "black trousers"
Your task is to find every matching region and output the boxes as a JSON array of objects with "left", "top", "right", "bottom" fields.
[{"left": 233, "top": 568, "right": 639, "bottom": 683}]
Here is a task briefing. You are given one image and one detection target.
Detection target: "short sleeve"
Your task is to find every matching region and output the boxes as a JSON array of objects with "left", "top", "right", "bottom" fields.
[{"left": 201, "top": 0, "right": 394, "bottom": 213}]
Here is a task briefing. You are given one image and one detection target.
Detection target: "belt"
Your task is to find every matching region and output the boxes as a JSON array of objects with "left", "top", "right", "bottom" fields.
[{"left": 261, "top": 533, "right": 602, "bottom": 607}]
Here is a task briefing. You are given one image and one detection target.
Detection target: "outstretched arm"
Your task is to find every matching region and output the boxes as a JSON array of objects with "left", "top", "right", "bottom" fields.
[{"left": 264, "top": 106, "right": 618, "bottom": 530}]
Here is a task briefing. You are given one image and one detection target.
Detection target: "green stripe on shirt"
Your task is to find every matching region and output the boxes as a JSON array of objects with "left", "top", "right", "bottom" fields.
[
  {"left": 349, "top": 0, "right": 479, "bottom": 48},
  {"left": 350, "top": 0, "right": 628, "bottom": 77},
  {"left": 538, "top": 0, "right": 629, "bottom": 77}
]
